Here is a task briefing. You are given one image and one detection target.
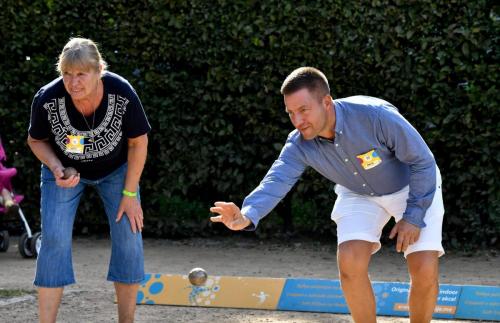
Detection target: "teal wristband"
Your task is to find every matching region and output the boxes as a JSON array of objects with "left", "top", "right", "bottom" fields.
[{"left": 122, "top": 189, "right": 137, "bottom": 197}]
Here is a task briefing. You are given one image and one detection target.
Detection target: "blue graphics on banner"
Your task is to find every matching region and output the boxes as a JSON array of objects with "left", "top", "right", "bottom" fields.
[
  {"left": 372, "top": 282, "right": 460, "bottom": 319},
  {"left": 277, "top": 279, "right": 348, "bottom": 313},
  {"left": 434, "top": 284, "right": 462, "bottom": 319},
  {"left": 456, "top": 286, "right": 500, "bottom": 320},
  {"left": 277, "top": 279, "right": 464, "bottom": 319},
  {"left": 373, "top": 282, "right": 410, "bottom": 316}
]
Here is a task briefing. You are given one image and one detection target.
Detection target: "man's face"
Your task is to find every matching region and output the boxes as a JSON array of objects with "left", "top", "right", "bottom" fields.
[{"left": 284, "top": 88, "right": 330, "bottom": 140}]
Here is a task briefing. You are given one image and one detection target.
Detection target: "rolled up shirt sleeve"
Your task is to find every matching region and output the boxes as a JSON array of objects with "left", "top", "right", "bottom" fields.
[
  {"left": 242, "top": 137, "right": 307, "bottom": 230},
  {"left": 377, "top": 107, "right": 436, "bottom": 227}
]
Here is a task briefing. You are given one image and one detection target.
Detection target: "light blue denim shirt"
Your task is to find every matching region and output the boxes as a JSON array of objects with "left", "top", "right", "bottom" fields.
[{"left": 242, "top": 96, "right": 436, "bottom": 229}]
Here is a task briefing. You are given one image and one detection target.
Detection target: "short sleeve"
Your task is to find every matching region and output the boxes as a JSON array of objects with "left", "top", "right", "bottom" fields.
[
  {"left": 28, "top": 89, "right": 50, "bottom": 140},
  {"left": 122, "top": 86, "right": 151, "bottom": 138}
]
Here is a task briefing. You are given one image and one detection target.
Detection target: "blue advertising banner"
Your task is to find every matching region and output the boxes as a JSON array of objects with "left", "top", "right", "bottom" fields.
[
  {"left": 373, "top": 282, "right": 410, "bottom": 316},
  {"left": 277, "top": 278, "right": 348, "bottom": 313},
  {"left": 277, "top": 279, "right": 465, "bottom": 319},
  {"left": 372, "top": 282, "right": 460, "bottom": 319},
  {"left": 455, "top": 286, "right": 500, "bottom": 320},
  {"left": 138, "top": 274, "right": 500, "bottom": 321}
]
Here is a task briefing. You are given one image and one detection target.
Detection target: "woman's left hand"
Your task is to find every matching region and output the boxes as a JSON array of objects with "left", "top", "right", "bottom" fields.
[{"left": 115, "top": 196, "right": 144, "bottom": 233}]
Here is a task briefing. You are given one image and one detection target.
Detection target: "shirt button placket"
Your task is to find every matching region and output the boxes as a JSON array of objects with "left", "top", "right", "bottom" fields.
[{"left": 336, "top": 136, "right": 367, "bottom": 191}]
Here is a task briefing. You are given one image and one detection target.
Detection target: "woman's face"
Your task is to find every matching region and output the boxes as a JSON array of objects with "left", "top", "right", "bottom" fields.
[{"left": 62, "top": 67, "right": 101, "bottom": 101}]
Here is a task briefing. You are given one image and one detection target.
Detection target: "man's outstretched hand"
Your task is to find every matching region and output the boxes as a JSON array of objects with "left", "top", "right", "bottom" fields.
[{"left": 210, "top": 201, "right": 251, "bottom": 231}]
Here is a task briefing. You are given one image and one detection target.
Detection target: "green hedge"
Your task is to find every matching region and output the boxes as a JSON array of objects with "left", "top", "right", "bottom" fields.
[{"left": 0, "top": 0, "right": 498, "bottom": 248}]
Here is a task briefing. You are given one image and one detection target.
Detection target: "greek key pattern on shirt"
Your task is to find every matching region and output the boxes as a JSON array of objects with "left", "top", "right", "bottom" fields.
[{"left": 43, "top": 94, "right": 128, "bottom": 161}]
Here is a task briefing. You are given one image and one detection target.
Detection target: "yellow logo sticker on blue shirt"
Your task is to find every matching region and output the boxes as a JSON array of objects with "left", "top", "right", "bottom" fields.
[
  {"left": 65, "top": 135, "right": 84, "bottom": 154},
  {"left": 356, "top": 149, "right": 382, "bottom": 170}
]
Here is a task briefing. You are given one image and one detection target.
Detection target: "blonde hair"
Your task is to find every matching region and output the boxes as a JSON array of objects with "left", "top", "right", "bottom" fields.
[{"left": 56, "top": 37, "right": 108, "bottom": 75}]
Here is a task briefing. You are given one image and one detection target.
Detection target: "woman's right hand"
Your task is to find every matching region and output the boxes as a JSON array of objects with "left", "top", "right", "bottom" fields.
[
  {"left": 52, "top": 165, "right": 80, "bottom": 188},
  {"left": 27, "top": 136, "right": 80, "bottom": 188}
]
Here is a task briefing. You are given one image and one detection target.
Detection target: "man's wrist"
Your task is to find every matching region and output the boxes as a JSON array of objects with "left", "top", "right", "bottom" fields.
[{"left": 241, "top": 214, "right": 251, "bottom": 227}]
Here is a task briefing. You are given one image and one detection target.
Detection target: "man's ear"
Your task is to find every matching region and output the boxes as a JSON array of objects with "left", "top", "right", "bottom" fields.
[{"left": 322, "top": 94, "right": 332, "bottom": 108}]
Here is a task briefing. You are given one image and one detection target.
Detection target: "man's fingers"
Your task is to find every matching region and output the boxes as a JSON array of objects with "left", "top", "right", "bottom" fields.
[
  {"left": 413, "top": 232, "right": 420, "bottom": 244},
  {"left": 401, "top": 237, "right": 410, "bottom": 252},
  {"left": 209, "top": 206, "right": 224, "bottom": 214},
  {"left": 408, "top": 232, "right": 419, "bottom": 245},
  {"left": 210, "top": 215, "right": 223, "bottom": 222},
  {"left": 389, "top": 225, "right": 398, "bottom": 239},
  {"left": 210, "top": 202, "right": 243, "bottom": 230},
  {"left": 214, "top": 201, "right": 226, "bottom": 207},
  {"left": 396, "top": 235, "right": 404, "bottom": 252},
  {"left": 213, "top": 201, "right": 237, "bottom": 212},
  {"left": 409, "top": 235, "right": 415, "bottom": 245},
  {"left": 214, "top": 201, "right": 232, "bottom": 209}
]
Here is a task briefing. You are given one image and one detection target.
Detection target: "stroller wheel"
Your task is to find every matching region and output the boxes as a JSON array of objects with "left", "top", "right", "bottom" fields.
[
  {"left": 30, "top": 232, "right": 42, "bottom": 257},
  {"left": 19, "top": 232, "right": 34, "bottom": 258},
  {"left": 0, "top": 230, "right": 9, "bottom": 252}
]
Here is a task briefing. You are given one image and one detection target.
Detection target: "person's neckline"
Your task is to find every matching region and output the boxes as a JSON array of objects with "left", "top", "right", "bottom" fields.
[
  {"left": 317, "top": 100, "right": 336, "bottom": 140},
  {"left": 73, "top": 78, "right": 105, "bottom": 117}
]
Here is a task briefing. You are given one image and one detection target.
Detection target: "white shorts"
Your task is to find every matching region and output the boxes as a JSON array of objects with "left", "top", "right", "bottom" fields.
[{"left": 331, "top": 167, "right": 445, "bottom": 258}]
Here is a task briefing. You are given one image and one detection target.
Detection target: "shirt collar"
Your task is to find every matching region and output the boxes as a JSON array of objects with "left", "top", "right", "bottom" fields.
[
  {"left": 316, "top": 100, "right": 342, "bottom": 143},
  {"left": 333, "top": 99, "right": 344, "bottom": 136}
]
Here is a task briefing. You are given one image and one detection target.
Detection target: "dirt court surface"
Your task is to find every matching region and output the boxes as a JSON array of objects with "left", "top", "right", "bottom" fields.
[{"left": 0, "top": 236, "right": 498, "bottom": 322}]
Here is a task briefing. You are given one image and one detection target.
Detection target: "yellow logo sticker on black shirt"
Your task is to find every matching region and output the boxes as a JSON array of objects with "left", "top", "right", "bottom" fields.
[
  {"left": 65, "top": 135, "right": 84, "bottom": 154},
  {"left": 356, "top": 149, "right": 382, "bottom": 170}
]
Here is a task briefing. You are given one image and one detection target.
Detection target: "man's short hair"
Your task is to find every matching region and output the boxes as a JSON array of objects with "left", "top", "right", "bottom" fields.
[{"left": 280, "top": 67, "right": 330, "bottom": 99}]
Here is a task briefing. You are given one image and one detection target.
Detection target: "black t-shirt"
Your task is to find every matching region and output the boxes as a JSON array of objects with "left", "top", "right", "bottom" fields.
[{"left": 28, "top": 71, "right": 151, "bottom": 180}]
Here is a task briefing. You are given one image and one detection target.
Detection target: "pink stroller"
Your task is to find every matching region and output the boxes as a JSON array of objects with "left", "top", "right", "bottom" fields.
[{"left": 0, "top": 137, "right": 41, "bottom": 258}]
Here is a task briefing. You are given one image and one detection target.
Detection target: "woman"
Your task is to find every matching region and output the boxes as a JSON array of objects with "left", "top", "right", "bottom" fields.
[{"left": 28, "top": 37, "right": 150, "bottom": 323}]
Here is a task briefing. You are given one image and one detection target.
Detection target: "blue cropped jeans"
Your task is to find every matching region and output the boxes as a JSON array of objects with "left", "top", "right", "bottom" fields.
[{"left": 34, "top": 163, "right": 144, "bottom": 287}]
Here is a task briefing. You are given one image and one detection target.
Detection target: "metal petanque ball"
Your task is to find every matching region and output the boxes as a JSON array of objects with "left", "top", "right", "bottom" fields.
[
  {"left": 188, "top": 267, "right": 208, "bottom": 286},
  {"left": 62, "top": 167, "right": 78, "bottom": 179}
]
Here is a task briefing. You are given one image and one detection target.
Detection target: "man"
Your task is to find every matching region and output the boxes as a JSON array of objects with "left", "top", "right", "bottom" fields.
[{"left": 210, "top": 67, "right": 444, "bottom": 323}]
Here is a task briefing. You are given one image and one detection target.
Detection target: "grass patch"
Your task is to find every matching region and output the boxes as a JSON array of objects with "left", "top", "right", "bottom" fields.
[{"left": 0, "top": 289, "right": 35, "bottom": 298}]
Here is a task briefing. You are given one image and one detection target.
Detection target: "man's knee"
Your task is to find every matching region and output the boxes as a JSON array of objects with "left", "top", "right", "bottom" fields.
[
  {"left": 407, "top": 251, "right": 439, "bottom": 287},
  {"left": 337, "top": 240, "right": 373, "bottom": 279}
]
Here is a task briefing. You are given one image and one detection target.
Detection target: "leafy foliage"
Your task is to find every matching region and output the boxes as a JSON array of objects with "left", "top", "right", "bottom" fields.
[{"left": 0, "top": 0, "right": 498, "bottom": 247}]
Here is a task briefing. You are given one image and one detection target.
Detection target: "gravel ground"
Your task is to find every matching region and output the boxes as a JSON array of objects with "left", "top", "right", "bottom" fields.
[{"left": 0, "top": 236, "right": 498, "bottom": 322}]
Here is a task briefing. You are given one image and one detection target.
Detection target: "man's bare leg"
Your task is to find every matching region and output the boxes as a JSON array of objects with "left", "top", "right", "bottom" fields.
[
  {"left": 407, "top": 251, "right": 439, "bottom": 323},
  {"left": 337, "top": 240, "right": 376, "bottom": 323}
]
